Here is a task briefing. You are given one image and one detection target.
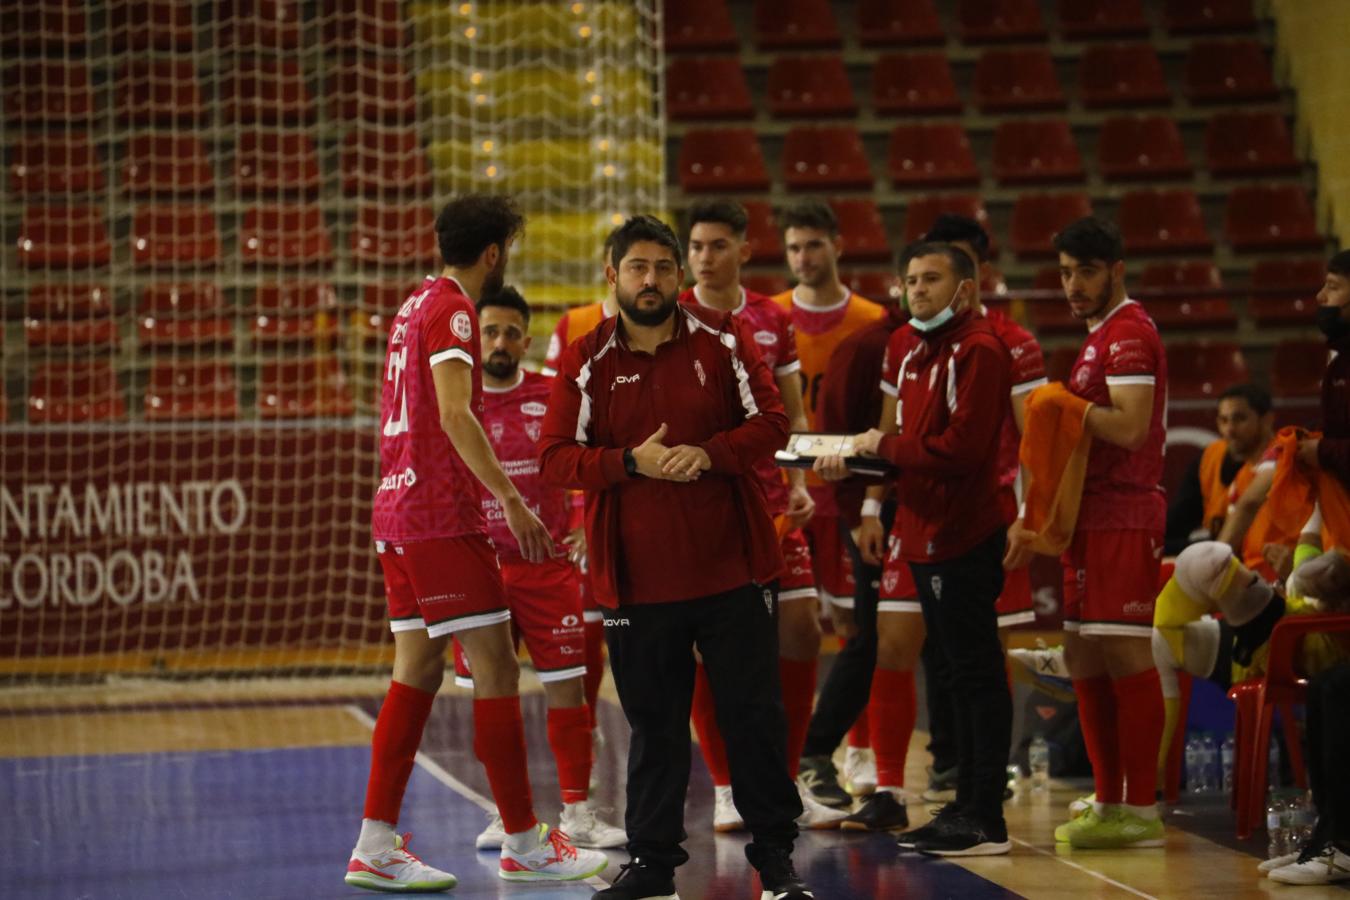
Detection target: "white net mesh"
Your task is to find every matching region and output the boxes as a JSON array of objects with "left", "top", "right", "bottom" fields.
[{"left": 0, "top": 0, "right": 665, "bottom": 679}]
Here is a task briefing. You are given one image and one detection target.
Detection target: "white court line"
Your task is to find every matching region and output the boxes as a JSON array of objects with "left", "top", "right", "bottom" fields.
[
  {"left": 344, "top": 703, "right": 611, "bottom": 890},
  {"left": 1008, "top": 836, "right": 1160, "bottom": 900}
]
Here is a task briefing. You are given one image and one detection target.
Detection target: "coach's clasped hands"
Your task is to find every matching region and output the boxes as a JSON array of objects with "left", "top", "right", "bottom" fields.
[{"left": 632, "top": 423, "right": 712, "bottom": 482}]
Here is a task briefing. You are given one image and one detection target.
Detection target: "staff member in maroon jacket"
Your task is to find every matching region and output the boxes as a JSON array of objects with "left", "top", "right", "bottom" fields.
[
  {"left": 820, "top": 242, "right": 1013, "bottom": 857},
  {"left": 538, "top": 215, "right": 812, "bottom": 900}
]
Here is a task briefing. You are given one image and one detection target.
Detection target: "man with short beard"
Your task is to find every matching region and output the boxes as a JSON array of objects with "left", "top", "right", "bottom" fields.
[{"left": 540, "top": 215, "right": 813, "bottom": 900}]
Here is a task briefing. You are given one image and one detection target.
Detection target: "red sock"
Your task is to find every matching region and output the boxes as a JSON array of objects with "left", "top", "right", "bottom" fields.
[
  {"left": 1073, "top": 675, "right": 1123, "bottom": 804},
  {"left": 848, "top": 713, "right": 870, "bottom": 750},
  {"left": 546, "top": 704, "right": 592, "bottom": 805},
  {"left": 778, "top": 656, "right": 817, "bottom": 779},
  {"left": 690, "top": 663, "right": 731, "bottom": 786},
  {"left": 868, "top": 668, "right": 916, "bottom": 788},
  {"left": 472, "top": 696, "right": 537, "bottom": 834},
  {"left": 583, "top": 619, "right": 605, "bottom": 729},
  {"left": 363, "top": 681, "right": 436, "bottom": 824},
  {"left": 1113, "top": 668, "right": 1164, "bottom": 807}
]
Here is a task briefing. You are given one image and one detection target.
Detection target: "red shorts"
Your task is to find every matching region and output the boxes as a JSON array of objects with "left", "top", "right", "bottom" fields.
[
  {"left": 779, "top": 529, "right": 817, "bottom": 602},
  {"left": 378, "top": 535, "right": 508, "bottom": 639},
  {"left": 996, "top": 563, "right": 1035, "bottom": 627},
  {"left": 805, "top": 515, "right": 855, "bottom": 607},
  {"left": 1061, "top": 528, "right": 1161, "bottom": 638},
  {"left": 453, "top": 557, "right": 587, "bottom": 686},
  {"left": 878, "top": 533, "right": 920, "bottom": 614}
]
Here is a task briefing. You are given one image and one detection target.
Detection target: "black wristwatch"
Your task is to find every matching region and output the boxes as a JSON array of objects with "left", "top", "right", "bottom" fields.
[{"left": 623, "top": 448, "right": 639, "bottom": 478}]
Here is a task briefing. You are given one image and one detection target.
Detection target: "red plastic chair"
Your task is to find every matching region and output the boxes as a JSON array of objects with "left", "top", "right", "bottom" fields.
[
  {"left": 122, "top": 135, "right": 214, "bottom": 196},
  {"left": 1119, "top": 189, "right": 1212, "bottom": 254},
  {"left": 252, "top": 283, "right": 340, "bottom": 343},
  {"left": 856, "top": 0, "right": 944, "bottom": 46},
  {"left": 1026, "top": 268, "right": 1078, "bottom": 335},
  {"left": 145, "top": 361, "right": 240, "bottom": 421},
  {"left": 18, "top": 206, "right": 111, "bottom": 269},
  {"left": 28, "top": 361, "right": 126, "bottom": 424},
  {"left": 340, "top": 129, "right": 432, "bottom": 197},
  {"left": 1138, "top": 262, "right": 1235, "bottom": 331},
  {"left": 1185, "top": 40, "right": 1279, "bottom": 104},
  {"left": 902, "top": 195, "right": 993, "bottom": 246},
  {"left": 130, "top": 206, "right": 221, "bottom": 269},
  {"left": 235, "top": 131, "right": 322, "bottom": 195},
  {"left": 1098, "top": 115, "right": 1192, "bottom": 182},
  {"left": 350, "top": 205, "right": 438, "bottom": 268},
  {"left": 888, "top": 123, "right": 979, "bottom": 188},
  {"left": 991, "top": 119, "right": 1083, "bottom": 185},
  {"left": 957, "top": 0, "right": 1046, "bottom": 43},
  {"left": 767, "top": 55, "right": 857, "bottom": 118},
  {"left": 1009, "top": 192, "right": 1092, "bottom": 258},
  {"left": 328, "top": 57, "right": 418, "bottom": 124},
  {"left": 1225, "top": 186, "right": 1322, "bottom": 253},
  {"left": 1249, "top": 259, "right": 1326, "bottom": 326},
  {"left": 783, "top": 126, "right": 874, "bottom": 191},
  {"left": 240, "top": 205, "right": 334, "bottom": 267},
  {"left": 1079, "top": 43, "right": 1170, "bottom": 108},
  {"left": 24, "top": 284, "right": 117, "bottom": 348},
  {"left": 872, "top": 52, "right": 962, "bottom": 115},
  {"left": 223, "top": 59, "right": 315, "bottom": 124},
  {"left": 664, "top": 0, "right": 738, "bottom": 52},
  {"left": 1165, "top": 0, "right": 1257, "bottom": 35},
  {"left": 1057, "top": 0, "right": 1148, "bottom": 39},
  {"left": 831, "top": 199, "right": 892, "bottom": 262},
  {"left": 678, "top": 129, "right": 770, "bottom": 192},
  {"left": 5, "top": 61, "right": 93, "bottom": 123},
  {"left": 138, "top": 284, "right": 234, "bottom": 348},
  {"left": 973, "top": 48, "right": 1065, "bottom": 112},
  {"left": 753, "top": 0, "right": 841, "bottom": 49},
  {"left": 110, "top": 0, "right": 195, "bottom": 50},
  {"left": 116, "top": 59, "right": 203, "bottom": 126},
  {"left": 219, "top": 0, "right": 302, "bottom": 49},
  {"left": 321, "top": 0, "right": 406, "bottom": 49},
  {"left": 1206, "top": 112, "right": 1299, "bottom": 177},
  {"left": 1, "top": 0, "right": 88, "bottom": 51},
  {"left": 666, "top": 57, "right": 753, "bottom": 121},
  {"left": 743, "top": 201, "right": 783, "bottom": 265},
  {"left": 1272, "top": 340, "right": 1329, "bottom": 400},
  {"left": 9, "top": 133, "right": 104, "bottom": 196},
  {"left": 1166, "top": 342, "right": 1248, "bottom": 401},
  {"left": 1230, "top": 615, "right": 1350, "bottom": 839},
  {"left": 259, "top": 357, "right": 355, "bottom": 418}
]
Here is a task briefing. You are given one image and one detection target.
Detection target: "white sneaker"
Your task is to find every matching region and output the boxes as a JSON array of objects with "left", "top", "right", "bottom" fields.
[
  {"left": 1269, "top": 845, "right": 1350, "bottom": 885},
  {"left": 842, "top": 746, "right": 877, "bottom": 797},
  {"left": 499, "top": 823, "right": 608, "bottom": 882},
  {"left": 560, "top": 800, "right": 628, "bottom": 849},
  {"left": 475, "top": 808, "right": 507, "bottom": 850},
  {"left": 714, "top": 784, "right": 744, "bottom": 832},
  {"left": 1008, "top": 644, "right": 1068, "bottom": 679},
  {"left": 346, "top": 832, "right": 458, "bottom": 893},
  {"left": 797, "top": 783, "right": 849, "bottom": 830},
  {"left": 1259, "top": 851, "right": 1301, "bottom": 874}
]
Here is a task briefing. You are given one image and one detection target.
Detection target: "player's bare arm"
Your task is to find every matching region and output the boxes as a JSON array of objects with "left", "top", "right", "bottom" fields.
[
  {"left": 777, "top": 371, "right": 816, "bottom": 528},
  {"left": 1085, "top": 382, "right": 1153, "bottom": 452},
  {"left": 853, "top": 391, "right": 899, "bottom": 565},
  {"left": 1216, "top": 464, "right": 1274, "bottom": 550}
]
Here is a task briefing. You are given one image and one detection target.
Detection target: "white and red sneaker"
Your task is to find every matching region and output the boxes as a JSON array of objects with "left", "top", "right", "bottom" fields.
[
  {"left": 499, "top": 823, "right": 608, "bottom": 882},
  {"left": 345, "top": 832, "right": 458, "bottom": 893}
]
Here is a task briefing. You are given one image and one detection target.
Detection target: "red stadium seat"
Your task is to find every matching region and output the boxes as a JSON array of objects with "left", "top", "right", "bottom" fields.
[
  {"left": 972, "top": 49, "right": 1065, "bottom": 112},
  {"left": 116, "top": 59, "right": 203, "bottom": 126},
  {"left": 783, "top": 126, "right": 873, "bottom": 191},
  {"left": 742, "top": 274, "right": 790, "bottom": 297},
  {"left": 664, "top": 0, "right": 738, "bottom": 52},
  {"left": 1119, "top": 189, "right": 1212, "bottom": 254},
  {"left": 872, "top": 52, "right": 962, "bottom": 115},
  {"left": 259, "top": 357, "right": 355, "bottom": 418},
  {"left": 356, "top": 283, "right": 422, "bottom": 343},
  {"left": 856, "top": 0, "right": 944, "bottom": 47},
  {"left": 131, "top": 206, "right": 221, "bottom": 269},
  {"left": 24, "top": 284, "right": 117, "bottom": 348},
  {"left": 887, "top": 123, "right": 978, "bottom": 188},
  {"left": 223, "top": 59, "right": 315, "bottom": 124},
  {"left": 957, "top": 0, "right": 1047, "bottom": 43},
  {"left": 145, "top": 361, "right": 240, "bottom": 421},
  {"left": 1249, "top": 258, "right": 1325, "bottom": 326},
  {"left": 743, "top": 201, "right": 783, "bottom": 264},
  {"left": 1026, "top": 268, "right": 1079, "bottom": 335},
  {"left": 5, "top": 61, "right": 93, "bottom": 123},
  {"left": 122, "top": 135, "right": 214, "bottom": 196},
  {"left": 321, "top": 0, "right": 407, "bottom": 49},
  {"left": 1205, "top": 112, "right": 1299, "bottom": 177},
  {"left": 678, "top": 129, "right": 770, "bottom": 192},
  {"left": 1273, "top": 340, "right": 1328, "bottom": 400},
  {"left": 252, "top": 283, "right": 340, "bottom": 343},
  {"left": 991, "top": 119, "right": 1083, "bottom": 185},
  {"left": 110, "top": 1, "right": 195, "bottom": 50},
  {"left": 843, "top": 270, "right": 901, "bottom": 303},
  {"left": 1079, "top": 44, "right": 1170, "bottom": 108},
  {"left": 666, "top": 57, "right": 753, "bottom": 121},
  {"left": 1, "top": 0, "right": 88, "bottom": 51},
  {"left": 18, "top": 206, "right": 111, "bottom": 269},
  {"left": 350, "top": 205, "right": 438, "bottom": 267},
  {"left": 1225, "top": 186, "right": 1322, "bottom": 252},
  {"left": 1167, "top": 342, "right": 1248, "bottom": 401},
  {"left": 1138, "top": 262, "right": 1235, "bottom": 330},
  {"left": 1185, "top": 40, "right": 1279, "bottom": 104},
  {"left": 9, "top": 133, "right": 104, "bottom": 196},
  {"left": 235, "top": 131, "right": 322, "bottom": 195},
  {"left": 138, "top": 284, "right": 234, "bottom": 347},
  {"left": 831, "top": 199, "right": 892, "bottom": 262},
  {"left": 1165, "top": 0, "right": 1256, "bottom": 34},
  {"left": 28, "top": 361, "right": 126, "bottom": 424},
  {"left": 902, "top": 195, "right": 994, "bottom": 246},
  {"left": 340, "top": 129, "right": 433, "bottom": 197},
  {"left": 1009, "top": 192, "right": 1092, "bottom": 258},
  {"left": 767, "top": 55, "right": 857, "bottom": 118},
  {"left": 240, "top": 205, "right": 334, "bottom": 267},
  {"left": 1098, "top": 115, "right": 1192, "bottom": 181},
  {"left": 1057, "top": 0, "right": 1148, "bottom": 39},
  {"left": 328, "top": 57, "right": 417, "bottom": 124},
  {"left": 753, "top": 0, "right": 841, "bottom": 49},
  {"left": 219, "top": 0, "right": 302, "bottom": 49}
]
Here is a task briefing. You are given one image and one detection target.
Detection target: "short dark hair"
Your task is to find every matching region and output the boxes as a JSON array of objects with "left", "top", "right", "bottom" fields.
[
  {"left": 687, "top": 199, "right": 749, "bottom": 238},
  {"left": 779, "top": 199, "right": 838, "bottom": 237},
  {"left": 435, "top": 194, "right": 524, "bottom": 268},
  {"left": 603, "top": 225, "right": 621, "bottom": 266},
  {"left": 1219, "top": 383, "right": 1272, "bottom": 416},
  {"left": 1330, "top": 250, "right": 1350, "bottom": 278},
  {"left": 902, "top": 241, "right": 976, "bottom": 283},
  {"left": 476, "top": 284, "right": 531, "bottom": 326},
  {"left": 1052, "top": 216, "right": 1124, "bottom": 265},
  {"left": 923, "top": 214, "right": 991, "bottom": 263},
  {"left": 609, "top": 215, "right": 682, "bottom": 268}
]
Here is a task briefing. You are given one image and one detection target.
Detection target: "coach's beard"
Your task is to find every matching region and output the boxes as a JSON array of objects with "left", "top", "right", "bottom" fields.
[
  {"left": 483, "top": 352, "right": 518, "bottom": 380},
  {"left": 618, "top": 286, "right": 678, "bottom": 327}
]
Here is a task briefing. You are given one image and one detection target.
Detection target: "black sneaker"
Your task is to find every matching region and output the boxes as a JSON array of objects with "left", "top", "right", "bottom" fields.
[
  {"left": 896, "top": 803, "right": 963, "bottom": 849},
  {"left": 594, "top": 859, "right": 679, "bottom": 900},
  {"left": 913, "top": 815, "right": 1011, "bottom": 857},
  {"left": 797, "top": 755, "right": 853, "bottom": 809},
  {"left": 840, "top": 790, "right": 909, "bottom": 832},
  {"left": 752, "top": 848, "right": 815, "bottom": 900}
]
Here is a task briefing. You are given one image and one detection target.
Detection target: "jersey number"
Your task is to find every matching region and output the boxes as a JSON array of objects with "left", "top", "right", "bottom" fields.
[
  {"left": 799, "top": 371, "right": 823, "bottom": 414},
  {"left": 384, "top": 347, "right": 409, "bottom": 436}
]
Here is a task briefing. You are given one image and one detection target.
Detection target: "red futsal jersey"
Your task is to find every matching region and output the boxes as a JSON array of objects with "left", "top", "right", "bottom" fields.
[
  {"left": 372, "top": 275, "right": 487, "bottom": 543},
  {"left": 1067, "top": 299, "right": 1168, "bottom": 533},
  {"left": 481, "top": 370, "right": 571, "bottom": 561},
  {"left": 985, "top": 307, "right": 1047, "bottom": 490}
]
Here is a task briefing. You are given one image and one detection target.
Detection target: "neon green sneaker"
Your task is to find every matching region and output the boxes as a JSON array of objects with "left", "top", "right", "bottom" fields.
[
  {"left": 1066, "top": 808, "right": 1164, "bottom": 849},
  {"left": 1054, "top": 807, "right": 1102, "bottom": 843}
]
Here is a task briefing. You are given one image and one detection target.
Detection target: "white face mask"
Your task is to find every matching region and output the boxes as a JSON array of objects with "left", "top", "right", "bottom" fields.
[{"left": 909, "top": 279, "right": 968, "bottom": 332}]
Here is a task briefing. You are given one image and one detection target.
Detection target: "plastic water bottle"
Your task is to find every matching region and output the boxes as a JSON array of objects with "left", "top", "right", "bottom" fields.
[
  {"left": 1268, "top": 736, "right": 1282, "bottom": 790},
  {"left": 1028, "top": 734, "right": 1050, "bottom": 793},
  {"left": 1267, "top": 795, "right": 1289, "bottom": 859},
  {"left": 1288, "top": 792, "right": 1315, "bottom": 851},
  {"left": 1221, "top": 734, "right": 1236, "bottom": 794},
  {"left": 1185, "top": 736, "right": 1203, "bottom": 794}
]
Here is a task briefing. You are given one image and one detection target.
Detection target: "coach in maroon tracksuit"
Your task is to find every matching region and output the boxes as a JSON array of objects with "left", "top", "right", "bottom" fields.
[{"left": 538, "top": 216, "right": 811, "bottom": 900}]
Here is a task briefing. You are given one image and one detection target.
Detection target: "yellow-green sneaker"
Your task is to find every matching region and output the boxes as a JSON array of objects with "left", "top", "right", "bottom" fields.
[
  {"left": 1066, "top": 808, "right": 1164, "bottom": 849},
  {"left": 1054, "top": 807, "right": 1102, "bottom": 843}
]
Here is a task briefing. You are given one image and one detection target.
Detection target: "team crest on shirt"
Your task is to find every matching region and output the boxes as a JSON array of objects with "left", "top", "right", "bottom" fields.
[
  {"left": 490, "top": 421, "right": 505, "bottom": 441},
  {"left": 1073, "top": 366, "right": 1091, "bottom": 390},
  {"left": 451, "top": 310, "right": 473, "bottom": 341},
  {"left": 694, "top": 359, "right": 707, "bottom": 386},
  {"left": 1083, "top": 346, "right": 1097, "bottom": 362},
  {"left": 882, "top": 570, "right": 899, "bottom": 593},
  {"left": 930, "top": 575, "right": 943, "bottom": 600},
  {"left": 525, "top": 421, "right": 542, "bottom": 442}
]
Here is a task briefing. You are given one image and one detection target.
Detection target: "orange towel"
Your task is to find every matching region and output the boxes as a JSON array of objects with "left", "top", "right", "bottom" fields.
[
  {"left": 1267, "top": 427, "right": 1350, "bottom": 551},
  {"left": 1018, "top": 382, "right": 1094, "bottom": 556}
]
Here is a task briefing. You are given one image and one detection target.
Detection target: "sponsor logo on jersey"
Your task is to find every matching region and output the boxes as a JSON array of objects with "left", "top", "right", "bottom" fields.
[
  {"left": 562, "top": 614, "right": 579, "bottom": 627},
  {"left": 613, "top": 374, "right": 640, "bottom": 386},
  {"left": 754, "top": 330, "right": 777, "bottom": 346},
  {"left": 1122, "top": 600, "right": 1153, "bottom": 617},
  {"left": 377, "top": 467, "right": 417, "bottom": 492},
  {"left": 450, "top": 310, "right": 473, "bottom": 341},
  {"left": 602, "top": 617, "right": 630, "bottom": 627},
  {"left": 521, "top": 401, "right": 547, "bottom": 416}
]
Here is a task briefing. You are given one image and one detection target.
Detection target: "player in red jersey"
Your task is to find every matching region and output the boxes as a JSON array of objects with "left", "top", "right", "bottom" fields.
[
  {"left": 1007, "top": 217, "right": 1168, "bottom": 849},
  {"left": 678, "top": 200, "right": 845, "bottom": 833},
  {"left": 347, "top": 195, "right": 607, "bottom": 892},
  {"left": 446, "top": 285, "right": 626, "bottom": 851}
]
